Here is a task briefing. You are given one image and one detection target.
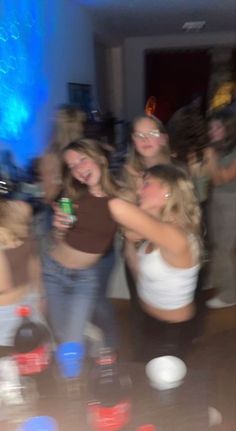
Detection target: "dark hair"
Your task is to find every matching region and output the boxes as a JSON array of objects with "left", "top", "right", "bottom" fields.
[{"left": 207, "top": 110, "right": 236, "bottom": 154}]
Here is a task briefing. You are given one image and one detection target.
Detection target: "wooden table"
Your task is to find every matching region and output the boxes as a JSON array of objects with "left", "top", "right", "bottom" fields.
[
  {"left": 1, "top": 328, "right": 235, "bottom": 430},
  {"left": 1, "top": 361, "right": 208, "bottom": 431}
]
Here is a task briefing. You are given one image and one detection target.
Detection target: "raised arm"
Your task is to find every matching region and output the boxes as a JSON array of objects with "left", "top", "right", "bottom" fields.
[
  {"left": 0, "top": 251, "right": 13, "bottom": 294},
  {"left": 109, "top": 198, "right": 188, "bottom": 258}
]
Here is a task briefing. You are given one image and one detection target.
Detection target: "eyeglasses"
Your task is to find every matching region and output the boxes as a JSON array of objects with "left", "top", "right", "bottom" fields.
[{"left": 132, "top": 130, "right": 161, "bottom": 140}]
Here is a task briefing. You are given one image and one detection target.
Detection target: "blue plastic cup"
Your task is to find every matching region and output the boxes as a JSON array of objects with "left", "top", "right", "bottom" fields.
[
  {"left": 55, "top": 341, "right": 85, "bottom": 378},
  {"left": 18, "top": 416, "right": 58, "bottom": 431}
]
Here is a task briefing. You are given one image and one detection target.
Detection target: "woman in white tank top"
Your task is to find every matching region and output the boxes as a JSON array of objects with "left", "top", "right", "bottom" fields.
[{"left": 109, "top": 164, "right": 201, "bottom": 324}]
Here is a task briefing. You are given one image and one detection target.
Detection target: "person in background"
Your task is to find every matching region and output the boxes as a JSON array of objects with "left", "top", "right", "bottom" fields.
[
  {"left": 187, "top": 148, "right": 210, "bottom": 231},
  {"left": 43, "top": 139, "right": 120, "bottom": 348},
  {"left": 120, "top": 115, "right": 171, "bottom": 308},
  {"left": 109, "top": 164, "right": 201, "bottom": 359},
  {"left": 0, "top": 198, "right": 45, "bottom": 347},
  {"left": 204, "top": 111, "right": 236, "bottom": 308},
  {"left": 39, "top": 104, "right": 86, "bottom": 205},
  {"left": 168, "top": 94, "right": 206, "bottom": 157}
]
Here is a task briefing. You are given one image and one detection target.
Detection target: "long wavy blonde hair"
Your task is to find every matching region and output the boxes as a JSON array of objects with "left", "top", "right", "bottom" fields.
[
  {"left": 146, "top": 164, "right": 201, "bottom": 238},
  {"left": 61, "top": 139, "right": 121, "bottom": 201},
  {"left": 48, "top": 104, "right": 86, "bottom": 153}
]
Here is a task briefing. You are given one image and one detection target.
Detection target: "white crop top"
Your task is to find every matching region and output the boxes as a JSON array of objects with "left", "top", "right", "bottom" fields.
[{"left": 137, "top": 238, "right": 200, "bottom": 310}]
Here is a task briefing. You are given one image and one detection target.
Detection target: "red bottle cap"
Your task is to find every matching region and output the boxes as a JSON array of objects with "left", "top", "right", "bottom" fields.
[
  {"left": 16, "top": 306, "right": 31, "bottom": 317},
  {"left": 137, "top": 425, "right": 157, "bottom": 431}
]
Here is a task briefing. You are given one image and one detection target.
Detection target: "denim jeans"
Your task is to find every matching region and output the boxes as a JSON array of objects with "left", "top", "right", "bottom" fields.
[
  {"left": 209, "top": 189, "right": 236, "bottom": 303},
  {"left": 43, "top": 255, "right": 99, "bottom": 344},
  {"left": 93, "top": 247, "right": 118, "bottom": 348}
]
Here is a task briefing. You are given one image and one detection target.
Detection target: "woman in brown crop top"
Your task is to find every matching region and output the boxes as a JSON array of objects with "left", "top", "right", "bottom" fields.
[
  {"left": 42, "top": 139, "right": 120, "bottom": 346},
  {"left": 0, "top": 199, "right": 45, "bottom": 346}
]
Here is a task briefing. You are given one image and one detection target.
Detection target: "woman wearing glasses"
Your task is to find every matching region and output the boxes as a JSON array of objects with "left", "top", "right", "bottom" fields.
[{"left": 121, "top": 115, "right": 172, "bottom": 309}]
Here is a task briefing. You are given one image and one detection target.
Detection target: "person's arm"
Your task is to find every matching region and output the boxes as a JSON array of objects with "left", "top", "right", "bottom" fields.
[
  {"left": 109, "top": 198, "right": 188, "bottom": 257},
  {"left": 204, "top": 147, "right": 236, "bottom": 185},
  {"left": 0, "top": 251, "right": 13, "bottom": 294},
  {"left": 38, "top": 153, "right": 62, "bottom": 204},
  {"left": 28, "top": 252, "right": 46, "bottom": 313}
]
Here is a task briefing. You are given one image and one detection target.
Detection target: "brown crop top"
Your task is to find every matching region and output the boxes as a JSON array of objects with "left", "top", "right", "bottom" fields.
[
  {"left": 66, "top": 191, "right": 117, "bottom": 254},
  {"left": 3, "top": 236, "right": 38, "bottom": 288}
]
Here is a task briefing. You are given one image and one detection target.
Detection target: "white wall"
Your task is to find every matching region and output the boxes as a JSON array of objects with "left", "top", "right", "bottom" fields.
[
  {"left": 124, "top": 31, "right": 236, "bottom": 121},
  {"left": 32, "top": 0, "right": 97, "bottom": 158},
  {"left": 106, "top": 47, "right": 124, "bottom": 120}
]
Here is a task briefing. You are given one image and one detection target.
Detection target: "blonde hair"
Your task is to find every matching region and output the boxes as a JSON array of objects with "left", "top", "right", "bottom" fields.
[
  {"left": 62, "top": 139, "right": 121, "bottom": 201},
  {"left": 146, "top": 164, "right": 201, "bottom": 237},
  {"left": 39, "top": 105, "right": 86, "bottom": 202},
  {"left": 49, "top": 105, "right": 86, "bottom": 153}
]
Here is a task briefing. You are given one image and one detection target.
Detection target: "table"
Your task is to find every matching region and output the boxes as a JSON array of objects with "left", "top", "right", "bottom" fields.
[
  {"left": 187, "top": 328, "right": 236, "bottom": 431},
  {"left": 15, "top": 366, "right": 207, "bottom": 431},
  {"left": 1, "top": 360, "right": 209, "bottom": 431}
]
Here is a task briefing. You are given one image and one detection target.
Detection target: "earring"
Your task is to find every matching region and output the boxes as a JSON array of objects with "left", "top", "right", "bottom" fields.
[{"left": 165, "top": 193, "right": 169, "bottom": 198}]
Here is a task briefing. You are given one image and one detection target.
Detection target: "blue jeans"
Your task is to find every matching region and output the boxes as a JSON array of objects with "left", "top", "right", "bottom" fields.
[
  {"left": 43, "top": 255, "right": 99, "bottom": 344},
  {"left": 93, "top": 247, "right": 118, "bottom": 348}
]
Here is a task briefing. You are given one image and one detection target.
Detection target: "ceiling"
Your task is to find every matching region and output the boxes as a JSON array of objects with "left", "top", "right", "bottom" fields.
[{"left": 77, "top": 0, "right": 236, "bottom": 45}]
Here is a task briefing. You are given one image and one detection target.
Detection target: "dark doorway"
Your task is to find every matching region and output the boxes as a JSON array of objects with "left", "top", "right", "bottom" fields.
[{"left": 145, "top": 49, "right": 211, "bottom": 124}]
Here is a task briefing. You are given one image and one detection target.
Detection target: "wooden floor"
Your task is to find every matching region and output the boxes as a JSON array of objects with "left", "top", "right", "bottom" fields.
[{"left": 112, "top": 296, "right": 236, "bottom": 431}]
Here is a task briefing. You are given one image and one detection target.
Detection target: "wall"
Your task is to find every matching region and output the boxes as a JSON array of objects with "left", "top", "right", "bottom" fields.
[
  {"left": 94, "top": 37, "right": 110, "bottom": 115},
  {"left": 29, "top": 0, "right": 97, "bottom": 161},
  {"left": 106, "top": 47, "right": 124, "bottom": 120},
  {"left": 124, "top": 31, "right": 236, "bottom": 121}
]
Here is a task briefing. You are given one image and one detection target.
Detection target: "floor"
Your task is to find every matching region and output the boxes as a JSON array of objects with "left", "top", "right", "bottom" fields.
[{"left": 112, "top": 293, "right": 236, "bottom": 431}]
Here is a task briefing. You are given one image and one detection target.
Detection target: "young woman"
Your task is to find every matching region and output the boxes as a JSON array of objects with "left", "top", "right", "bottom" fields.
[
  {"left": 109, "top": 164, "right": 201, "bottom": 357},
  {"left": 43, "top": 139, "right": 119, "bottom": 346},
  {"left": 204, "top": 111, "right": 236, "bottom": 308},
  {"left": 120, "top": 115, "right": 172, "bottom": 306},
  {"left": 122, "top": 115, "right": 171, "bottom": 198},
  {"left": 0, "top": 199, "right": 45, "bottom": 347}
]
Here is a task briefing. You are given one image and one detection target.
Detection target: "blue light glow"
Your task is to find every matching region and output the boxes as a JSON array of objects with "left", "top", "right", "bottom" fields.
[{"left": 0, "top": 0, "right": 47, "bottom": 165}]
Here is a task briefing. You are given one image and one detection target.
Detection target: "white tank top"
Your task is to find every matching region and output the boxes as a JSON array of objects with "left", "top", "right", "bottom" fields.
[{"left": 137, "top": 237, "right": 200, "bottom": 310}]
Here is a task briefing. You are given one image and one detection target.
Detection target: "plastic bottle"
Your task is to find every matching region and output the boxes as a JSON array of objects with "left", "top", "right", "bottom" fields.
[
  {"left": 87, "top": 348, "right": 132, "bottom": 431},
  {"left": 13, "top": 306, "right": 51, "bottom": 376},
  {"left": 0, "top": 357, "right": 39, "bottom": 429}
]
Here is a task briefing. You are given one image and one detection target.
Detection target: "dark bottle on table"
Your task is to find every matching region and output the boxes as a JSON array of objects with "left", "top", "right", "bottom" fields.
[
  {"left": 87, "top": 347, "right": 132, "bottom": 431},
  {"left": 13, "top": 306, "right": 51, "bottom": 377}
]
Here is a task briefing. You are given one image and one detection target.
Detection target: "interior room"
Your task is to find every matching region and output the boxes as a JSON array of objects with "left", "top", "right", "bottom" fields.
[{"left": 0, "top": 1, "right": 236, "bottom": 430}]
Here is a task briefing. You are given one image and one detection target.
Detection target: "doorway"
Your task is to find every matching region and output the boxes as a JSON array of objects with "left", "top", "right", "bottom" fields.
[{"left": 145, "top": 49, "right": 211, "bottom": 124}]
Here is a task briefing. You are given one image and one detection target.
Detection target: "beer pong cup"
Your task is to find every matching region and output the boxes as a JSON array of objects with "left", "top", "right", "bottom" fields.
[
  {"left": 55, "top": 341, "right": 85, "bottom": 379},
  {"left": 18, "top": 416, "right": 58, "bottom": 431}
]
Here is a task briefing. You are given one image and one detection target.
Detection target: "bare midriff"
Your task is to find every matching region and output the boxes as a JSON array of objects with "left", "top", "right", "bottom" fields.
[
  {"left": 140, "top": 300, "right": 195, "bottom": 323},
  {"left": 50, "top": 241, "right": 102, "bottom": 269}
]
